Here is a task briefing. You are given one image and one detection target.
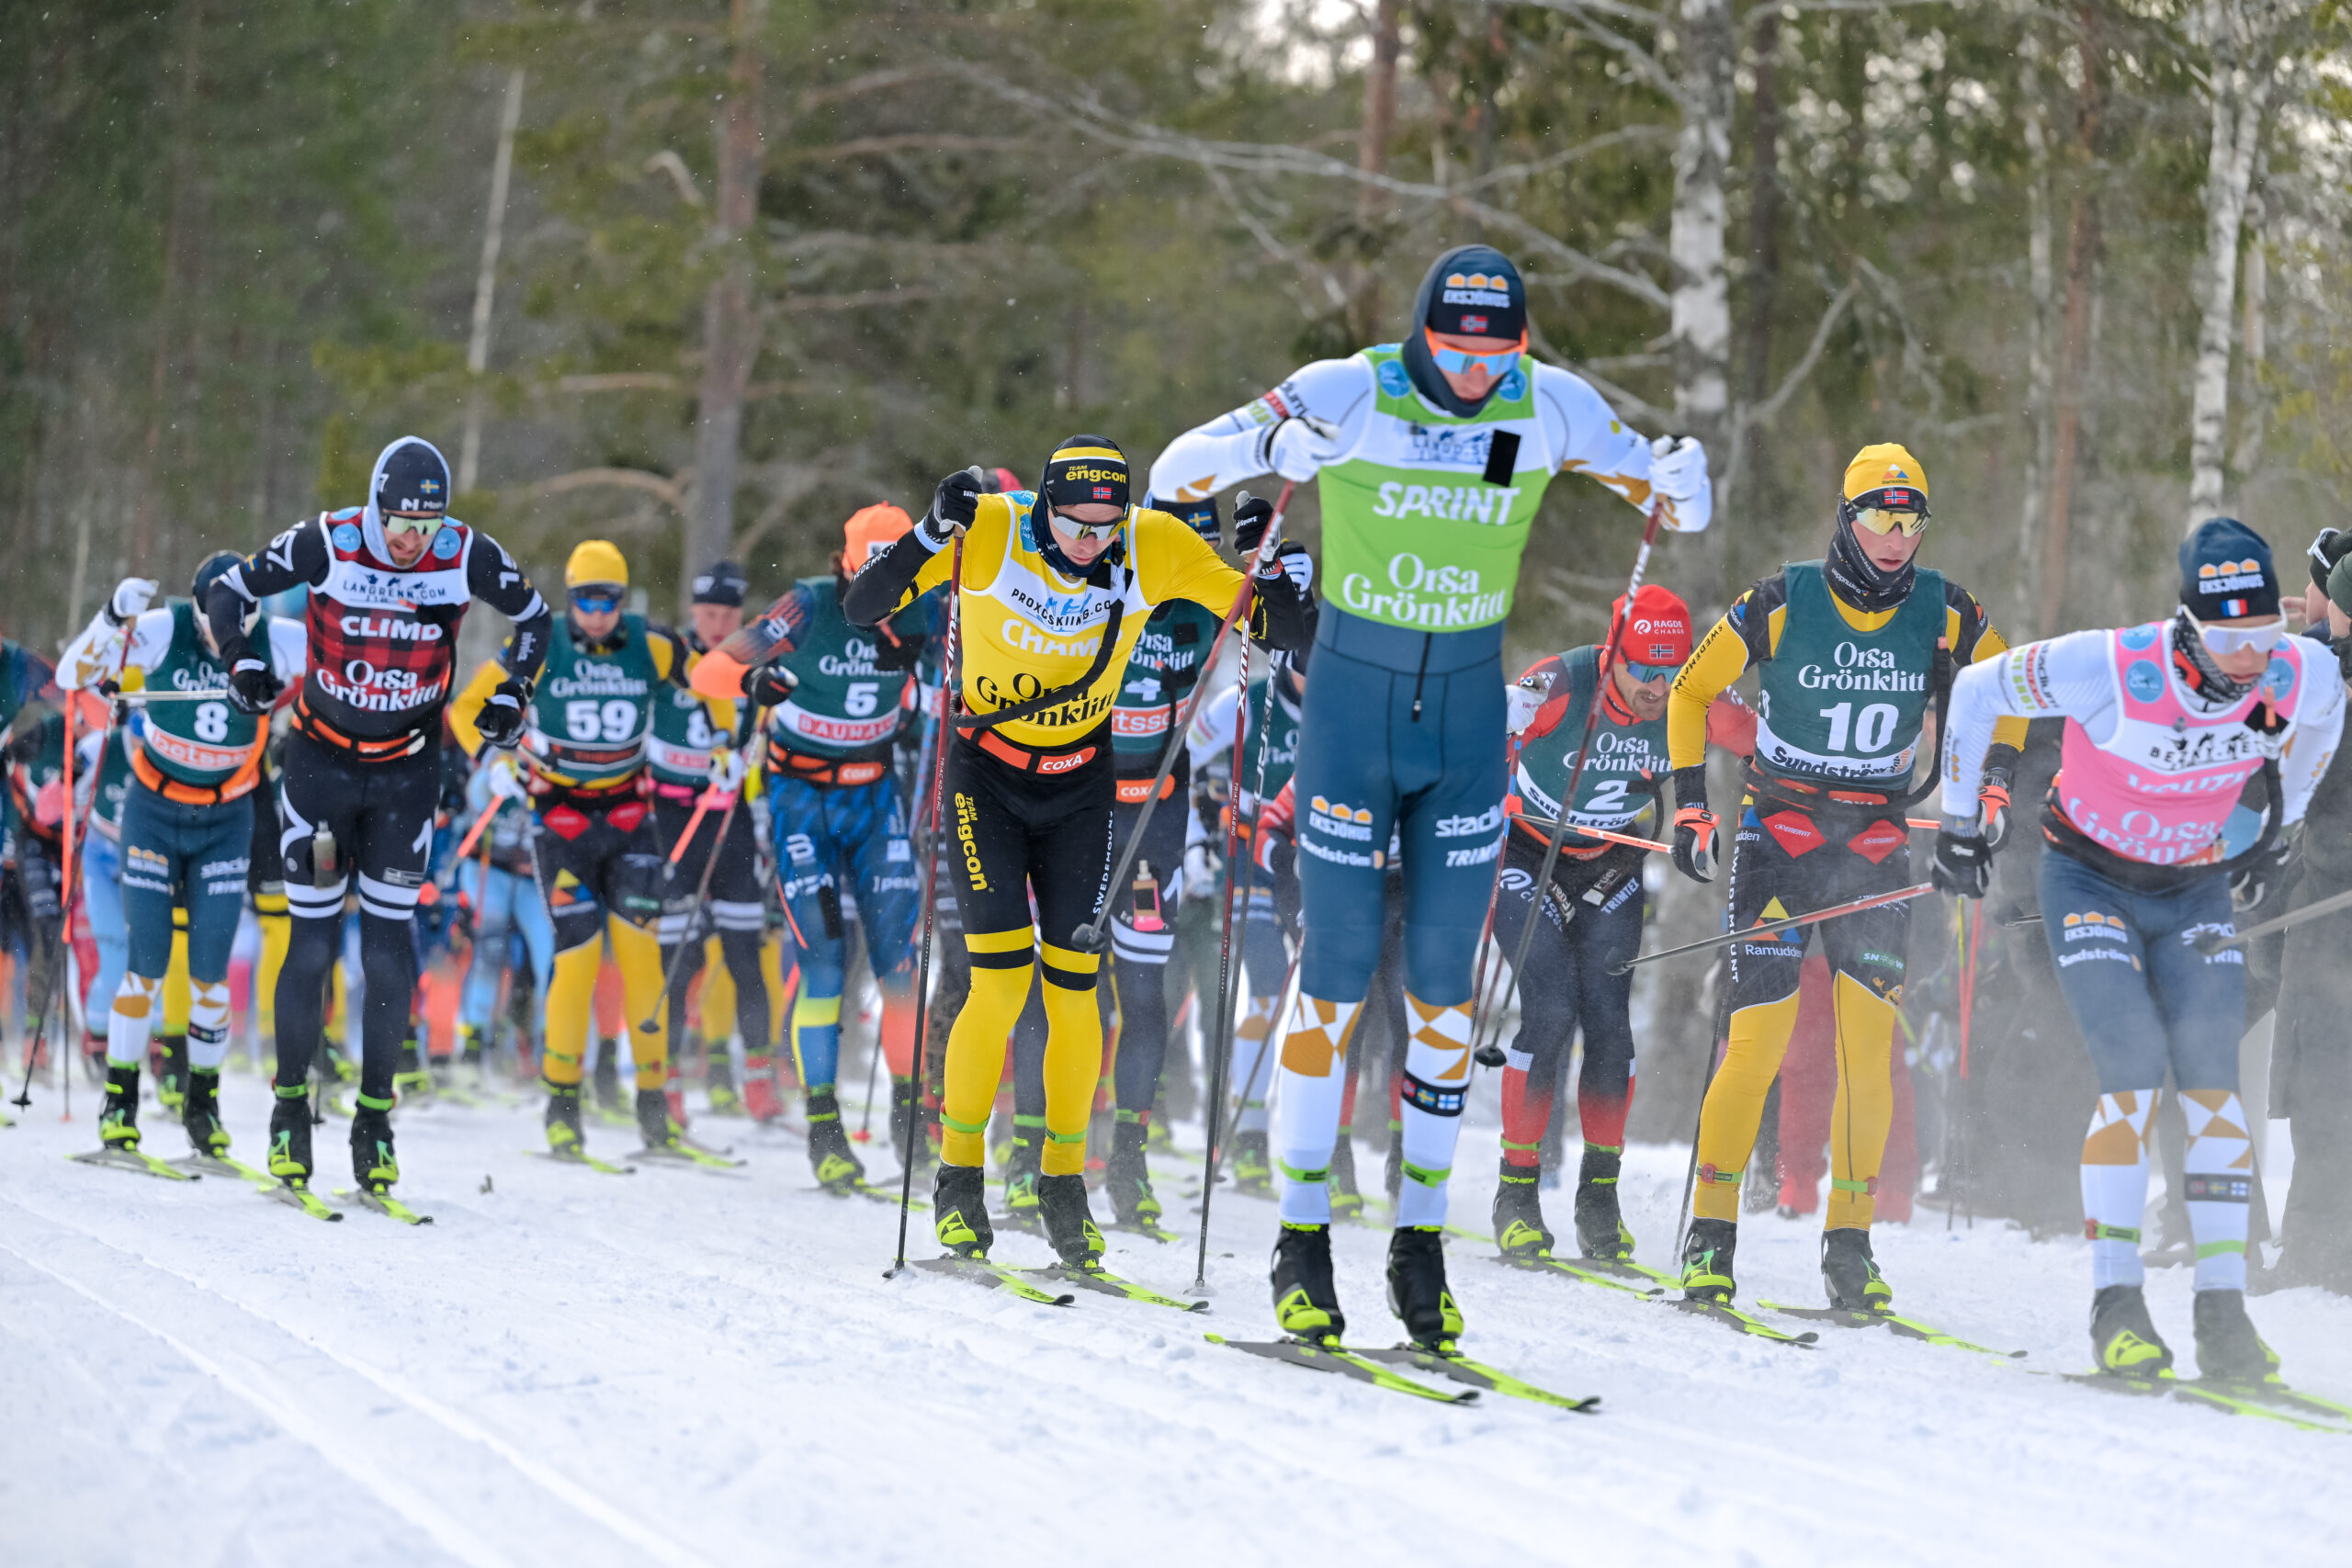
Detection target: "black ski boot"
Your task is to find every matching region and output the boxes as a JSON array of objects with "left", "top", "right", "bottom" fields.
[
  {"left": 1037, "top": 1172, "right": 1105, "bottom": 1269},
  {"left": 1003, "top": 1126, "right": 1043, "bottom": 1231},
  {"left": 1329, "top": 1132, "right": 1364, "bottom": 1220},
  {"left": 933, "top": 1163, "right": 994, "bottom": 1258},
  {"left": 1574, "top": 1145, "right": 1634, "bottom": 1260},
  {"left": 545, "top": 1084, "right": 586, "bottom": 1156},
  {"left": 805, "top": 1091, "right": 866, "bottom": 1190},
  {"left": 1820, "top": 1226, "right": 1893, "bottom": 1312},
  {"left": 350, "top": 1101, "right": 399, "bottom": 1193},
  {"left": 1385, "top": 1226, "right": 1464, "bottom": 1350},
  {"left": 706, "top": 1048, "right": 742, "bottom": 1116},
  {"left": 182, "top": 1068, "right": 232, "bottom": 1156},
  {"left": 2192, "top": 1289, "right": 2279, "bottom": 1384},
  {"left": 1230, "top": 1126, "right": 1272, "bottom": 1195},
  {"left": 592, "top": 1045, "right": 624, "bottom": 1114},
  {"left": 1270, "top": 1222, "right": 1346, "bottom": 1342},
  {"left": 98, "top": 1064, "right": 141, "bottom": 1150},
  {"left": 1681, "top": 1217, "right": 1739, "bottom": 1303},
  {"left": 1492, "top": 1162, "right": 1554, "bottom": 1257},
  {"left": 2089, "top": 1284, "right": 2174, "bottom": 1378},
  {"left": 267, "top": 1086, "right": 313, "bottom": 1181},
  {"left": 156, "top": 1034, "right": 189, "bottom": 1111},
  {"left": 1103, "top": 1117, "right": 1162, "bottom": 1229},
  {"left": 392, "top": 1032, "right": 431, "bottom": 1100},
  {"left": 636, "top": 1087, "right": 683, "bottom": 1152}
]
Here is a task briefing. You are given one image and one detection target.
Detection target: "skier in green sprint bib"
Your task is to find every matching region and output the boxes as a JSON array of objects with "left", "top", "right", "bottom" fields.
[
  {"left": 57, "top": 556, "right": 307, "bottom": 1163},
  {"left": 1149, "top": 243, "right": 1713, "bottom": 1348}
]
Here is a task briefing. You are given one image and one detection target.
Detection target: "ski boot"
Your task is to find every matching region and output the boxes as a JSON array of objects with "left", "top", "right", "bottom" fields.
[
  {"left": 1820, "top": 1226, "right": 1893, "bottom": 1312},
  {"left": 98, "top": 1064, "right": 141, "bottom": 1150},
  {"left": 1037, "top": 1172, "right": 1105, "bottom": 1269},
  {"left": 933, "top": 1162, "right": 994, "bottom": 1258},
  {"left": 1329, "top": 1132, "right": 1363, "bottom": 1220},
  {"left": 741, "top": 1055, "right": 786, "bottom": 1123},
  {"left": 592, "top": 1046, "right": 625, "bottom": 1117},
  {"left": 182, "top": 1068, "right": 232, "bottom": 1156},
  {"left": 392, "top": 1032, "right": 432, "bottom": 1100},
  {"left": 1493, "top": 1162, "right": 1554, "bottom": 1257},
  {"left": 2089, "top": 1284, "right": 2173, "bottom": 1378},
  {"left": 1384, "top": 1124, "right": 1404, "bottom": 1208},
  {"left": 350, "top": 1100, "right": 399, "bottom": 1193},
  {"left": 268, "top": 1087, "right": 314, "bottom": 1181},
  {"left": 888, "top": 1077, "right": 925, "bottom": 1170},
  {"left": 706, "top": 1050, "right": 744, "bottom": 1117},
  {"left": 1574, "top": 1145, "right": 1636, "bottom": 1261},
  {"left": 1680, "top": 1217, "right": 1739, "bottom": 1303},
  {"left": 545, "top": 1084, "right": 586, "bottom": 1156},
  {"left": 1230, "top": 1127, "right": 1272, "bottom": 1195},
  {"left": 1102, "top": 1115, "right": 1162, "bottom": 1229},
  {"left": 156, "top": 1033, "right": 189, "bottom": 1112},
  {"left": 805, "top": 1091, "right": 867, "bottom": 1190},
  {"left": 1385, "top": 1226, "right": 1464, "bottom": 1350},
  {"left": 1271, "top": 1222, "right": 1346, "bottom": 1342},
  {"left": 636, "top": 1087, "right": 684, "bottom": 1152},
  {"left": 2191, "top": 1289, "right": 2279, "bottom": 1384},
  {"left": 1003, "top": 1124, "right": 1044, "bottom": 1230}
]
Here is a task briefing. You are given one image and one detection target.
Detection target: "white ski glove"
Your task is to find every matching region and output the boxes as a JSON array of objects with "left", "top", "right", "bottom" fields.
[
  {"left": 1648, "top": 435, "right": 1713, "bottom": 534},
  {"left": 707, "top": 746, "right": 746, "bottom": 795},
  {"left": 1507, "top": 672, "right": 1553, "bottom": 737},
  {"left": 1182, "top": 843, "right": 1219, "bottom": 899},
  {"left": 1261, "top": 414, "right": 1343, "bottom": 483},
  {"left": 483, "top": 753, "right": 529, "bottom": 803},
  {"left": 107, "top": 577, "right": 160, "bottom": 627}
]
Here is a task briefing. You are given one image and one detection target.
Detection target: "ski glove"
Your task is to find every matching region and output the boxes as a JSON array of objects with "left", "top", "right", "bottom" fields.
[
  {"left": 707, "top": 747, "right": 746, "bottom": 795},
  {"left": 1261, "top": 540, "right": 1314, "bottom": 593},
  {"left": 1183, "top": 842, "right": 1220, "bottom": 898},
  {"left": 2309, "top": 526, "right": 2352, "bottom": 592},
  {"left": 1506, "top": 675, "right": 1549, "bottom": 737},
  {"left": 1648, "top": 435, "right": 1713, "bottom": 533},
  {"left": 476, "top": 679, "right": 530, "bottom": 750},
  {"left": 1261, "top": 414, "right": 1342, "bottom": 483},
  {"left": 225, "top": 656, "right": 281, "bottom": 716},
  {"left": 106, "top": 577, "right": 160, "bottom": 627},
  {"left": 483, "top": 753, "right": 529, "bottom": 804},
  {"left": 922, "top": 468, "right": 984, "bottom": 547},
  {"left": 2232, "top": 833, "right": 2297, "bottom": 912},
  {"left": 744, "top": 663, "right": 799, "bottom": 708},
  {"left": 1979, "top": 741, "right": 2020, "bottom": 852},
  {"left": 1931, "top": 823, "right": 1992, "bottom": 900},
  {"left": 1232, "top": 491, "right": 1278, "bottom": 560},
  {"left": 1668, "top": 764, "right": 1716, "bottom": 882}
]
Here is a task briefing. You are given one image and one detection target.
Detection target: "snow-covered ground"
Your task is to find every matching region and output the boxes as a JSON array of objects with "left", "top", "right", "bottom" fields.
[{"left": 6, "top": 1071, "right": 2346, "bottom": 1568}]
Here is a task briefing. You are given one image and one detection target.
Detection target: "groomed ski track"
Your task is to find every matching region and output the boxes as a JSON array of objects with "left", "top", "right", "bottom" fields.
[{"left": 6, "top": 1074, "right": 2346, "bottom": 1567}]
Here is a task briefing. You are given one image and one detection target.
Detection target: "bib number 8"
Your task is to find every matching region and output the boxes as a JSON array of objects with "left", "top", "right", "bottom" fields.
[
  {"left": 1819, "top": 701, "right": 1900, "bottom": 755},
  {"left": 566, "top": 698, "right": 642, "bottom": 742},
  {"left": 194, "top": 702, "right": 230, "bottom": 743}
]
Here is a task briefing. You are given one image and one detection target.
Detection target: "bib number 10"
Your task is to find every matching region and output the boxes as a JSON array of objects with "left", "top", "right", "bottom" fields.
[{"left": 1820, "top": 701, "right": 1900, "bottom": 755}]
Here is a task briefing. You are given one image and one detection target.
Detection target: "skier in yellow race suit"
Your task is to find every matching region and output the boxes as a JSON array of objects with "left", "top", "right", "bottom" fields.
[{"left": 841, "top": 436, "right": 1313, "bottom": 1268}]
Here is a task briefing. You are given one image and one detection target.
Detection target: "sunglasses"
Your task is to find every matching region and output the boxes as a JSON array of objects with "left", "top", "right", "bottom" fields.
[
  {"left": 1621, "top": 660, "right": 1681, "bottom": 683},
  {"left": 382, "top": 513, "right": 445, "bottom": 539},
  {"left": 2183, "top": 606, "right": 2287, "bottom": 656},
  {"left": 1849, "top": 505, "right": 1931, "bottom": 538},
  {"left": 1048, "top": 510, "right": 1123, "bottom": 546},
  {"left": 1423, "top": 331, "right": 1524, "bottom": 378},
  {"left": 570, "top": 588, "right": 624, "bottom": 615}
]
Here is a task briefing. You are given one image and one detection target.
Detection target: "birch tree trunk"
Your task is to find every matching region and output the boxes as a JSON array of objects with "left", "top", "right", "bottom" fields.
[
  {"left": 130, "top": 0, "right": 204, "bottom": 576},
  {"left": 2039, "top": 2, "right": 2103, "bottom": 637},
  {"left": 690, "top": 0, "right": 767, "bottom": 597},
  {"left": 2185, "top": 1, "right": 2278, "bottom": 530},
  {"left": 2015, "top": 23, "right": 2056, "bottom": 637},
  {"left": 1346, "top": 0, "right": 1400, "bottom": 345},
  {"left": 1736, "top": 6, "right": 1783, "bottom": 494},
  {"left": 1668, "top": 0, "right": 1733, "bottom": 466},
  {"left": 458, "top": 69, "right": 526, "bottom": 498}
]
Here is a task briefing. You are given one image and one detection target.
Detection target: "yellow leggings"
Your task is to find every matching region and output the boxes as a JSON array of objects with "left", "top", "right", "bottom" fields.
[
  {"left": 1692, "top": 971, "right": 1898, "bottom": 1228},
  {"left": 254, "top": 892, "right": 289, "bottom": 1041},
  {"left": 542, "top": 919, "right": 671, "bottom": 1091},
  {"left": 939, "top": 929, "right": 1101, "bottom": 1174}
]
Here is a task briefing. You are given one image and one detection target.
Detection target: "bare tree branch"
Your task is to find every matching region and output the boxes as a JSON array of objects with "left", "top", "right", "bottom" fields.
[
  {"left": 780, "top": 134, "right": 1040, "bottom": 161},
  {"left": 642, "top": 151, "right": 704, "bottom": 209},
  {"left": 767, "top": 287, "right": 945, "bottom": 315},
  {"left": 1743, "top": 279, "right": 1860, "bottom": 428},
  {"left": 523, "top": 467, "right": 685, "bottom": 513}
]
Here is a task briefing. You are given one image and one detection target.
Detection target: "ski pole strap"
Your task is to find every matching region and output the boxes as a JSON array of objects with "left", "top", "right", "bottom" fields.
[
  {"left": 1831, "top": 1176, "right": 1879, "bottom": 1196},
  {"left": 1401, "top": 1159, "right": 1452, "bottom": 1189},
  {"left": 2084, "top": 1221, "right": 2141, "bottom": 1244}
]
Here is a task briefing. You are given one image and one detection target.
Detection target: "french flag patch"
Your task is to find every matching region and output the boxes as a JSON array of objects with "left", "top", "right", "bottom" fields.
[{"left": 2222, "top": 597, "right": 2250, "bottom": 616}]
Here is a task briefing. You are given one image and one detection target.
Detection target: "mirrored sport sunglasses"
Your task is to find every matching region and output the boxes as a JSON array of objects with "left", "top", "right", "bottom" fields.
[
  {"left": 569, "top": 587, "right": 624, "bottom": 615},
  {"left": 1047, "top": 510, "right": 1123, "bottom": 545},
  {"left": 1622, "top": 659, "right": 1682, "bottom": 683},
  {"left": 1421, "top": 330, "right": 1524, "bottom": 378},
  {"left": 2183, "top": 605, "right": 2288, "bottom": 657},
  {"left": 1849, "top": 504, "right": 1930, "bottom": 538},
  {"left": 381, "top": 513, "right": 445, "bottom": 540}
]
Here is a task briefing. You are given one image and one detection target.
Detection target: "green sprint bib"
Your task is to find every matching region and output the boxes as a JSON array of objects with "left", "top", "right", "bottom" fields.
[
  {"left": 1752, "top": 561, "right": 1944, "bottom": 786},
  {"left": 1316, "top": 344, "right": 1557, "bottom": 632},
  {"left": 1513, "top": 646, "right": 1668, "bottom": 828},
  {"left": 134, "top": 601, "right": 259, "bottom": 789},
  {"left": 527, "top": 613, "right": 661, "bottom": 784},
  {"left": 766, "top": 576, "right": 915, "bottom": 760}
]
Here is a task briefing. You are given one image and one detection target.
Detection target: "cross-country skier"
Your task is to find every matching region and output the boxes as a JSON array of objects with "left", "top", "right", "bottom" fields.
[
  {"left": 1938, "top": 518, "right": 2343, "bottom": 1378},
  {"left": 450, "top": 540, "right": 688, "bottom": 1161},
  {"left": 59, "top": 558, "right": 305, "bottom": 1161},
  {"left": 1492, "top": 585, "right": 1754, "bottom": 1261},
  {"left": 690, "top": 509, "right": 935, "bottom": 1189},
  {"left": 205, "top": 434, "right": 550, "bottom": 1200},
  {"left": 1666, "top": 443, "right": 2020, "bottom": 1311},
  {"left": 843, "top": 436, "right": 1312, "bottom": 1269},
  {"left": 1149, "top": 244, "right": 1712, "bottom": 1349}
]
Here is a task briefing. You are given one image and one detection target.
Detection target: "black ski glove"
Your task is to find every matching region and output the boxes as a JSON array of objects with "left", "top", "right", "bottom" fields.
[
  {"left": 1233, "top": 491, "right": 1276, "bottom": 560},
  {"left": 923, "top": 468, "right": 983, "bottom": 546},
  {"left": 225, "top": 656, "right": 282, "bottom": 716},
  {"left": 1931, "top": 824, "right": 1991, "bottom": 900},
  {"left": 476, "top": 678, "right": 530, "bottom": 750},
  {"left": 1669, "top": 764, "right": 1717, "bottom": 884},
  {"left": 2232, "top": 833, "right": 2297, "bottom": 912},
  {"left": 743, "top": 664, "right": 798, "bottom": 708}
]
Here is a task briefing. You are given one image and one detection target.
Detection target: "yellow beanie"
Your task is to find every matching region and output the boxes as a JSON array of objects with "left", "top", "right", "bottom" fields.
[
  {"left": 565, "top": 539, "right": 628, "bottom": 590},
  {"left": 1841, "top": 443, "right": 1928, "bottom": 505}
]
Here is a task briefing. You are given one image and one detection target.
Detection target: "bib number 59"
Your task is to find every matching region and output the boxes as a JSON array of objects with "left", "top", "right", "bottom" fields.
[{"left": 566, "top": 699, "right": 640, "bottom": 742}]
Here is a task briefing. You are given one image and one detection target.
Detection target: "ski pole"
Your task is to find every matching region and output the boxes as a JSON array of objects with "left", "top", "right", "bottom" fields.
[
  {"left": 1464, "top": 737, "right": 1522, "bottom": 1069},
  {"left": 851, "top": 998, "right": 882, "bottom": 1144},
  {"left": 635, "top": 729, "right": 763, "bottom": 1040},
  {"left": 1191, "top": 609, "right": 1261, "bottom": 1295},
  {"left": 888, "top": 535, "right": 961, "bottom": 1278},
  {"left": 1671, "top": 960, "right": 1737, "bottom": 1260},
  {"left": 1072, "top": 483, "right": 1293, "bottom": 956},
  {"left": 1204, "top": 944, "right": 1299, "bottom": 1194},
  {"left": 453, "top": 795, "right": 505, "bottom": 862},
  {"left": 1610, "top": 883, "right": 1938, "bottom": 976},
  {"left": 2196, "top": 882, "right": 2352, "bottom": 953},
  {"left": 1467, "top": 498, "right": 1668, "bottom": 1066},
  {"left": 1508, "top": 810, "right": 1673, "bottom": 856}
]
